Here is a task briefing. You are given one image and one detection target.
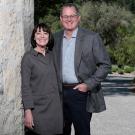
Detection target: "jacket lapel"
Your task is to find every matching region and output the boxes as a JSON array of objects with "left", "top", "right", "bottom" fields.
[
  {"left": 74, "top": 28, "right": 84, "bottom": 76},
  {"left": 56, "top": 31, "right": 64, "bottom": 81}
]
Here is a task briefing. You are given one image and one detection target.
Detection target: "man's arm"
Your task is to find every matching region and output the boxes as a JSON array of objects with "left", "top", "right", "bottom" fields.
[{"left": 84, "top": 33, "right": 111, "bottom": 92}]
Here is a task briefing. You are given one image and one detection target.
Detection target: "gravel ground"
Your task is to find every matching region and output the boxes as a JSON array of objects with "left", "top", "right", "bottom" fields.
[
  {"left": 71, "top": 75, "right": 135, "bottom": 135},
  {"left": 91, "top": 95, "right": 135, "bottom": 135}
]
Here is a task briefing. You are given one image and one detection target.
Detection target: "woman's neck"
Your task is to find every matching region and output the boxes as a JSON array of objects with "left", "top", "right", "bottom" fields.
[{"left": 35, "top": 46, "right": 46, "bottom": 56}]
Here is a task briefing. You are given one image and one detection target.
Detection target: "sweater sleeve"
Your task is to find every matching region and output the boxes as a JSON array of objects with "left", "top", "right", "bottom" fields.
[{"left": 21, "top": 53, "right": 34, "bottom": 110}]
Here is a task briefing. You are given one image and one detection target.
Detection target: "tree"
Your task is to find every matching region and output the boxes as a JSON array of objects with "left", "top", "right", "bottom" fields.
[{"left": 80, "top": 1, "right": 134, "bottom": 47}]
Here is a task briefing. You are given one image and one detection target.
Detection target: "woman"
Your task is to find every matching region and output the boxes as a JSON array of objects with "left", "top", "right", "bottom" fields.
[{"left": 21, "top": 23, "right": 63, "bottom": 135}]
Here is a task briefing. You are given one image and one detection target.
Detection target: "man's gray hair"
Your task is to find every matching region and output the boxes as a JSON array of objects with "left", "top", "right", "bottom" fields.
[{"left": 60, "top": 3, "right": 80, "bottom": 16}]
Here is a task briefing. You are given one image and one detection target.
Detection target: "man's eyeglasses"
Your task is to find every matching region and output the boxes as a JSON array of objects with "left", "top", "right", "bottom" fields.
[{"left": 61, "top": 14, "right": 79, "bottom": 20}]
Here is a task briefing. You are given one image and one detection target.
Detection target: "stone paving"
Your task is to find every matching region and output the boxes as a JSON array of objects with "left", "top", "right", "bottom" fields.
[{"left": 72, "top": 75, "right": 135, "bottom": 135}]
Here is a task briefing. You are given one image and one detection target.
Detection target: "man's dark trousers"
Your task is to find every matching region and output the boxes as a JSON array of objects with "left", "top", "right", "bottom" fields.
[{"left": 63, "top": 86, "right": 92, "bottom": 135}]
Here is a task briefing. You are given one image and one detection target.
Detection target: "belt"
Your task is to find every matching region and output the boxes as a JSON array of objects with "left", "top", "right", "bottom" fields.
[{"left": 62, "top": 83, "right": 79, "bottom": 89}]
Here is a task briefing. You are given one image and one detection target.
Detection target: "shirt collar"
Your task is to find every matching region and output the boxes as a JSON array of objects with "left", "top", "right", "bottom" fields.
[
  {"left": 63, "top": 27, "right": 78, "bottom": 38},
  {"left": 30, "top": 48, "right": 44, "bottom": 56},
  {"left": 30, "top": 48, "right": 38, "bottom": 56}
]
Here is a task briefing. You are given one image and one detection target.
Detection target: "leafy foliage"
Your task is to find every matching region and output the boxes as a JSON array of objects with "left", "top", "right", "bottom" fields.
[
  {"left": 80, "top": 1, "right": 134, "bottom": 46},
  {"left": 111, "top": 65, "right": 135, "bottom": 73},
  {"left": 124, "top": 65, "right": 135, "bottom": 73},
  {"left": 39, "top": 14, "right": 61, "bottom": 32},
  {"left": 108, "top": 34, "right": 135, "bottom": 66},
  {"left": 111, "top": 65, "right": 119, "bottom": 72},
  {"left": 34, "top": 0, "right": 63, "bottom": 25}
]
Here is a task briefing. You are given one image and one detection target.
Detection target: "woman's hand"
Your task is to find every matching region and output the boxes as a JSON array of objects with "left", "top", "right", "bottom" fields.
[{"left": 24, "top": 109, "right": 34, "bottom": 129}]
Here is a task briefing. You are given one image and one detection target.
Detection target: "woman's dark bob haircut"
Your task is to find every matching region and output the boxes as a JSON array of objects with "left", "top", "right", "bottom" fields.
[{"left": 31, "top": 23, "right": 54, "bottom": 51}]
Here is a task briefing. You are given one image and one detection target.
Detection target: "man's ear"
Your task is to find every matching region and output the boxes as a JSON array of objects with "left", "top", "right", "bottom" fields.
[
  {"left": 78, "top": 16, "right": 81, "bottom": 22},
  {"left": 60, "top": 16, "right": 62, "bottom": 22}
]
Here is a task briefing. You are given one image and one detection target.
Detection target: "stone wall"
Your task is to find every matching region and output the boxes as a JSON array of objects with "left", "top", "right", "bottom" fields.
[{"left": 0, "top": 0, "right": 34, "bottom": 134}]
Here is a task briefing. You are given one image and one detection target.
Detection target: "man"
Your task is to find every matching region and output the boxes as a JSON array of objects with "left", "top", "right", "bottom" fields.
[{"left": 53, "top": 3, "right": 111, "bottom": 135}]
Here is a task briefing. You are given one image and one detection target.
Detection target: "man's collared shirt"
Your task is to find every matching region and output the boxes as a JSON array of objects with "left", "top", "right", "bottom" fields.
[{"left": 62, "top": 28, "right": 79, "bottom": 83}]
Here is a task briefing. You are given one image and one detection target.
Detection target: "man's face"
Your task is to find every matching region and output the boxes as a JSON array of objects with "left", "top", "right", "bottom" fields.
[{"left": 60, "top": 7, "right": 80, "bottom": 31}]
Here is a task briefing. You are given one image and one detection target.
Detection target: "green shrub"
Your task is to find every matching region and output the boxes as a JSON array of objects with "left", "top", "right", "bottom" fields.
[
  {"left": 114, "top": 44, "right": 128, "bottom": 66},
  {"left": 108, "top": 37, "right": 135, "bottom": 66},
  {"left": 111, "top": 65, "right": 119, "bottom": 72},
  {"left": 39, "top": 15, "right": 61, "bottom": 32},
  {"left": 80, "top": 1, "right": 134, "bottom": 46},
  {"left": 118, "top": 68, "right": 124, "bottom": 74},
  {"left": 124, "top": 65, "right": 135, "bottom": 73}
]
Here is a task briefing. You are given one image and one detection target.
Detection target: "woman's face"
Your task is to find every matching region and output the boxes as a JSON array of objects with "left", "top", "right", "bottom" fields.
[{"left": 34, "top": 28, "right": 49, "bottom": 47}]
